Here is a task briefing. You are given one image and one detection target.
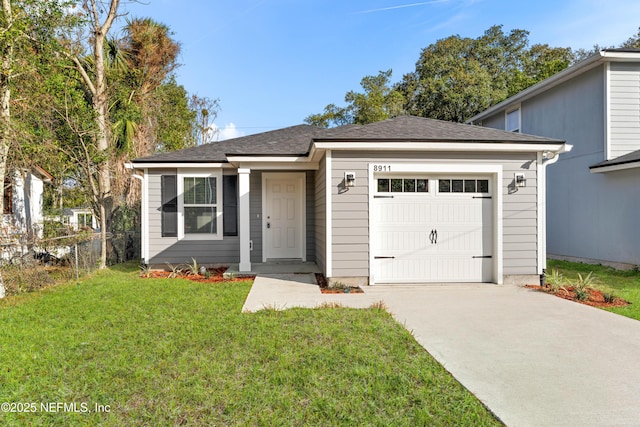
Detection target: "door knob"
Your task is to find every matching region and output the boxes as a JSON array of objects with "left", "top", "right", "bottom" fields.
[{"left": 267, "top": 222, "right": 271, "bottom": 229}]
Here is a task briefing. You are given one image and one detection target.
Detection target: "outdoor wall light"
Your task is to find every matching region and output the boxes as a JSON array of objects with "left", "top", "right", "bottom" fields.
[
  {"left": 515, "top": 173, "right": 527, "bottom": 187},
  {"left": 345, "top": 171, "right": 356, "bottom": 187}
]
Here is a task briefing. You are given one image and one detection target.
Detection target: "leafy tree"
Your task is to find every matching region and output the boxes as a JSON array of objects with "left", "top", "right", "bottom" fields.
[
  {"left": 189, "top": 94, "right": 220, "bottom": 145},
  {"left": 156, "top": 77, "right": 196, "bottom": 152},
  {"left": 399, "top": 25, "right": 574, "bottom": 122},
  {"left": 308, "top": 25, "right": 575, "bottom": 125},
  {"left": 305, "top": 70, "right": 404, "bottom": 128},
  {"left": 620, "top": 27, "right": 640, "bottom": 48},
  {"left": 0, "top": 0, "right": 73, "bottom": 214}
]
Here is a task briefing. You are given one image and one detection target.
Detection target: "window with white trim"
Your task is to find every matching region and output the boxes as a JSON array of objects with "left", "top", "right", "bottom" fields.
[
  {"left": 506, "top": 108, "right": 521, "bottom": 133},
  {"left": 183, "top": 176, "right": 218, "bottom": 234},
  {"left": 176, "top": 170, "right": 223, "bottom": 240}
]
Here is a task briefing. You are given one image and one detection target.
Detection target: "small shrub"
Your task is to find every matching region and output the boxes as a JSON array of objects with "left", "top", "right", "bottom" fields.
[
  {"left": 165, "top": 263, "right": 181, "bottom": 278},
  {"left": 546, "top": 269, "right": 566, "bottom": 293},
  {"left": 603, "top": 292, "right": 617, "bottom": 304},
  {"left": 574, "top": 271, "right": 598, "bottom": 292},
  {"left": 139, "top": 264, "right": 152, "bottom": 278},
  {"left": 184, "top": 258, "right": 200, "bottom": 276},
  {"left": 574, "top": 289, "right": 589, "bottom": 301},
  {"left": 329, "top": 280, "right": 348, "bottom": 290}
]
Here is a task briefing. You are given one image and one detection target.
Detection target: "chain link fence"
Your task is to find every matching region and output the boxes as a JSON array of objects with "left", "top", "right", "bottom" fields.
[{"left": 0, "top": 227, "right": 140, "bottom": 297}]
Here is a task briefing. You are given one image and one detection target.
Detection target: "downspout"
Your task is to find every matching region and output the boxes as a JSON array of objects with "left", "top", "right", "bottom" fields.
[{"left": 539, "top": 144, "right": 572, "bottom": 286}]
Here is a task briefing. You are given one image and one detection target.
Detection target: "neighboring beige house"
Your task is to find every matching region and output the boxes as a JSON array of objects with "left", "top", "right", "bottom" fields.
[
  {"left": 130, "top": 116, "right": 570, "bottom": 285},
  {"left": 469, "top": 49, "right": 640, "bottom": 268}
]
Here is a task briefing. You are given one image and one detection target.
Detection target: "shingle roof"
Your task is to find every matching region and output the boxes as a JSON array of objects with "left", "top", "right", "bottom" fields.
[
  {"left": 590, "top": 149, "right": 640, "bottom": 170},
  {"left": 318, "top": 116, "right": 562, "bottom": 143},
  {"left": 134, "top": 125, "right": 323, "bottom": 163},
  {"left": 133, "top": 115, "right": 563, "bottom": 164}
]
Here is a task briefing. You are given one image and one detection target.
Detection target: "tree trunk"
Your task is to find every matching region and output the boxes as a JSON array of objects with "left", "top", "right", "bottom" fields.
[
  {"left": 89, "top": 0, "right": 119, "bottom": 269},
  {"left": 0, "top": 0, "right": 14, "bottom": 216}
]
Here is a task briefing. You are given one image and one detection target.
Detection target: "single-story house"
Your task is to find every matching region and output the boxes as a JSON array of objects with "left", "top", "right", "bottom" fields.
[
  {"left": 129, "top": 116, "right": 570, "bottom": 285},
  {"left": 468, "top": 49, "right": 640, "bottom": 268}
]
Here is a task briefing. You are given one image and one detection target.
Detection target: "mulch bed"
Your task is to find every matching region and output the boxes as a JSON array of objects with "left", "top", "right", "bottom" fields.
[
  {"left": 315, "top": 273, "right": 364, "bottom": 294},
  {"left": 143, "top": 267, "right": 253, "bottom": 283},
  {"left": 525, "top": 284, "right": 630, "bottom": 308}
]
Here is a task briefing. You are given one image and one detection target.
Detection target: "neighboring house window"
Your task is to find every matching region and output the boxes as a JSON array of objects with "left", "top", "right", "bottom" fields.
[
  {"left": 77, "top": 213, "right": 93, "bottom": 228},
  {"left": 161, "top": 175, "right": 178, "bottom": 237},
  {"left": 183, "top": 176, "right": 217, "bottom": 234},
  {"left": 223, "top": 175, "right": 238, "bottom": 236},
  {"left": 506, "top": 108, "right": 521, "bottom": 133},
  {"left": 3, "top": 176, "right": 12, "bottom": 214}
]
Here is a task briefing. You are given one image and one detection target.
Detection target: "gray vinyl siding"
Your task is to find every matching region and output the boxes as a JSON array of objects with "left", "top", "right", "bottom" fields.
[
  {"left": 148, "top": 169, "right": 240, "bottom": 265},
  {"left": 331, "top": 151, "right": 540, "bottom": 279},
  {"left": 609, "top": 62, "right": 640, "bottom": 158},
  {"left": 250, "top": 171, "right": 262, "bottom": 263},
  {"left": 148, "top": 168, "right": 314, "bottom": 265},
  {"left": 474, "top": 66, "right": 634, "bottom": 264},
  {"left": 480, "top": 113, "right": 504, "bottom": 130},
  {"left": 315, "top": 156, "right": 326, "bottom": 273},
  {"left": 305, "top": 171, "right": 316, "bottom": 262}
]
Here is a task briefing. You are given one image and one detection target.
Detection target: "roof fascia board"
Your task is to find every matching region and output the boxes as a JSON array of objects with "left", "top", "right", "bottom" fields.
[
  {"left": 235, "top": 162, "right": 319, "bottom": 170},
  {"left": 313, "top": 141, "right": 566, "bottom": 152},
  {"left": 590, "top": 161, "right": 640, "bottom": 173},
  {"left": 225, "top": 156, "right": 310, "bottom": 163},
  {"left": 129, "top": 162, "right": 231, "bottom": 169}
]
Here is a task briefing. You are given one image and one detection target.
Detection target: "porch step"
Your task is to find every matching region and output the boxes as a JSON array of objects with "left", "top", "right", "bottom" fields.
[{"left": 224, "top": 262, "right": 320, "bottom": 278}]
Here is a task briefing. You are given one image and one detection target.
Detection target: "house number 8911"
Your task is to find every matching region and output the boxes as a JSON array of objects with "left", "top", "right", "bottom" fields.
[{"left": 373, "top": 165, "right": 391, "bottom": 172}]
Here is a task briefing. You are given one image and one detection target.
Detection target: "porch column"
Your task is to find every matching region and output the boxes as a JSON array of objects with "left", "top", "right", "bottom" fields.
[{"left": 238, "top": 168, "right": 251, "bottom": 272}]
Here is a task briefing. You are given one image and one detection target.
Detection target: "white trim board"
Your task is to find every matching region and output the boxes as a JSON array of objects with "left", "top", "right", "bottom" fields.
[{"left": 325, "top": 150, "right": 332, "bottom": 277}]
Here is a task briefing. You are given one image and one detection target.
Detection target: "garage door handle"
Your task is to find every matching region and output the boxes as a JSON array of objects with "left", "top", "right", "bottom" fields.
[
  {"left": 429, "top": 229, "right": 438, "bottom": 244},
  {"left": 374, "top": 256, "right": 395, "bottom": 259},
  {"left": 472, "top": 255, "right": 492, "bottom": 259}
]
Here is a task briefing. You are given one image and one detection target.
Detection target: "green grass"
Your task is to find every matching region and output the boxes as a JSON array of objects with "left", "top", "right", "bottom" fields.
[
  {"left": 0, "top": 264, "right": 500, "bottom": 426},
  {"left": 548, "top": 259, "right": 640, "bottom": 320}
]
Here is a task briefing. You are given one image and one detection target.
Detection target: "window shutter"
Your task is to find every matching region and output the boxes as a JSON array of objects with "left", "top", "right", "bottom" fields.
[
  {"left": 161, "top": 175, "right": 178, "bottom": 237},
  {"left": 223, "top": 175, "right": 238, "bottom": 236}
]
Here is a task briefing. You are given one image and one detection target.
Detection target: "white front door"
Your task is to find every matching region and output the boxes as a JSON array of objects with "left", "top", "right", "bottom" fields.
[
  {"left": 263, "top": 173, "right": 305, "bottom": 260},
  {"left": 372, "top": 176, "right": 493, "bottom": 283}
]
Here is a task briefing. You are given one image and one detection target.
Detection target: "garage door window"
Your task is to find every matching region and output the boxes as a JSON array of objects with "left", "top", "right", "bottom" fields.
[
  {"left": 377, "top": 178, "right": 428, "bottom": 193},
  {"left": 439, "top": 179, "right": 489, "bottom": 194}
]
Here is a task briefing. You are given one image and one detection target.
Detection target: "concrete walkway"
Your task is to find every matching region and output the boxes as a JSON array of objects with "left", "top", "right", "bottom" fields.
[{"left": 242, "top": 277, "right": 640, "bottom": 426}]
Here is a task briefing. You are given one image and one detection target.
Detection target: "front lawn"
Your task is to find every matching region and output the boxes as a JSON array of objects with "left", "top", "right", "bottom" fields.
[
  {"left": 0, "top": 264, "right": 500, "bottom": 426},
  {"left": 547, "top": 259, "right": 640, "bottom": 320}
]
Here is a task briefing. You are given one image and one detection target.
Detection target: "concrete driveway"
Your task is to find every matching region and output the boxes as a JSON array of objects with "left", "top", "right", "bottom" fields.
[{"left": 243, "top": 277, "right": 640, "bottom": 426}]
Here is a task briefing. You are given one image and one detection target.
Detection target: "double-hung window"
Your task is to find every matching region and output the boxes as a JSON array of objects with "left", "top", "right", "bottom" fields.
[{"left": 178, "top": 170, "right": 223, "bottom": 240}]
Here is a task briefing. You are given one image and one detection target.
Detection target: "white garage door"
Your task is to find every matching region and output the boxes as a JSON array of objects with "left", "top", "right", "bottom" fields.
[{"left": 372, "top": 177, "right": 493, "bottom": 283}]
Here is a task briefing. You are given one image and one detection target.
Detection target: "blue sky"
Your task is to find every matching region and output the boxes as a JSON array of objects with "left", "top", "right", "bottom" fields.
[{"left": 121, "top": 0, "right": 640, "bottom": 139}]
